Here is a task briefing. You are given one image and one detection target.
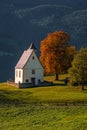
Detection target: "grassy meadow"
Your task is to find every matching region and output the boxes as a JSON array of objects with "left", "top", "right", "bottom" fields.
[
  {"left": 0, "top": 75, "right": 87, "bottom": 130},
  {"left": 0, "top": 106, "right": 87, "bottom": 130}
]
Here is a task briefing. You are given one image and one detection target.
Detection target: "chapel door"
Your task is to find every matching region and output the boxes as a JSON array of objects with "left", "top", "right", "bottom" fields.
[{"left": 31, "top": 78, "right": 36, "bottom": 85}]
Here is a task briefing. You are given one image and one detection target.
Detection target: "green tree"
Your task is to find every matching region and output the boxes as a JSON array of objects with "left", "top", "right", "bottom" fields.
[
  {"left": 69, "top": 48, "right": 87, "bottom": 90},
  {"left": 40, "top": 31, "right": 76, "bottom": 80}
]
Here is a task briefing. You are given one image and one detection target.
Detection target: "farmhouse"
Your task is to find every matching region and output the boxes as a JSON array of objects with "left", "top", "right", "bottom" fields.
[{"left": 15, "top": 43, "right": 44, "bottom": 85}]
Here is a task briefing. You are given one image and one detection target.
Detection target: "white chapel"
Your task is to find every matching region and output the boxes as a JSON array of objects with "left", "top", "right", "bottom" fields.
[{"left": 15, "top": 43, "right": 44, "bottom": 85}]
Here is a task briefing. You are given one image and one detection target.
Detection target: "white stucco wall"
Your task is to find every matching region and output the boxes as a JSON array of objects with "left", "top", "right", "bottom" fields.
[
  {"left": 15, "top": 69, "right": 23, "bottom": 83},
  {"left": 23, "top": 51, "right": 44, "bottom": 84},
  {"left": 15, "top": 51, "right": 44, "bottom": 85},
  {"left": 23, "top": 68, "right": 43, "bottom": 84}
]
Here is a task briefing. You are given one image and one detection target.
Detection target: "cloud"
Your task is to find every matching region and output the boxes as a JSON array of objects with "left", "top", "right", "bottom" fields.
[{"left": 0, "top": 51, "right": 14, "bottom": 57}]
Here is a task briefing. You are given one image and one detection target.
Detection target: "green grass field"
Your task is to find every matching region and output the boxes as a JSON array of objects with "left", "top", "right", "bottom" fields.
[
  {"left": 0, "top": 106, "right": 87, "bottom": 130},
  {"left": 0, "top": 75, "right": 87, "bottom": 130}
]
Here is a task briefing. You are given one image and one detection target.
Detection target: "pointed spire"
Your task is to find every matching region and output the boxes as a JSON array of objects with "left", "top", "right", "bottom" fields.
[{"left": 29, "top": 42, "right": 36, "bottom": 50}]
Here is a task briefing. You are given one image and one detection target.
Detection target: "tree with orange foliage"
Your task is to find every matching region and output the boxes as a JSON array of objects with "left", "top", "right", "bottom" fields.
[{"left": 40, "top": 31, "right": 76, "bottom": 80}]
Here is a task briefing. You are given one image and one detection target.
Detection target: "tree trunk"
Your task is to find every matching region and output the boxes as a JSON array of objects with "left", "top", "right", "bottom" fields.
[
  {"left": 55, "top": 73, "right": 59, "bottom": 80},
  {"left": 82, "top": 83, "right": 85, "bottom": 90}
]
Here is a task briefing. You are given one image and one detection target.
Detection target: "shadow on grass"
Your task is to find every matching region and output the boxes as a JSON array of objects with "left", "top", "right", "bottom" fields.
[
  {"left": 31, "top": 81, "right": 66, "bottom": 88},
  {"left": 0, "top": 89, "right": 38, "bottom": 107},
  {"left": 52, "top": 79, "right": 67, "bottom": 86},
  {"left": 58, "top": 79, "right": 65, "bottom": 81},
  {"left": 83, "top": 89, "right": 87, "bottom": 93},
  {"left": 53, "top": 83, "right": 66, "bottom": 86}
]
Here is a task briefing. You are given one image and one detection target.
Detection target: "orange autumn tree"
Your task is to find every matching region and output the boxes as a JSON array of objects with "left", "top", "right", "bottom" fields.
[{"left": 40, "top": 31, "right": 76, "bottom": 80}]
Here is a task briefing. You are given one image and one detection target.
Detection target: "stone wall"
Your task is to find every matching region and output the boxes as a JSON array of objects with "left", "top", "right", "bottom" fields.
[
  {"left": 7, "top": 80, "right": 53, "bottom": 88},
  {"left": 7, "top": 80, "right": 19, "bottom": 88}
]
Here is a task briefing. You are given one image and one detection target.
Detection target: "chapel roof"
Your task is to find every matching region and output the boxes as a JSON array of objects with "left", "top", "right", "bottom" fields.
[
  {"left": 15, "top": 43, "right": 36, "bottom": 69},
  {"left": 29, "top": 42, "right": 36, "bottom": 50}
]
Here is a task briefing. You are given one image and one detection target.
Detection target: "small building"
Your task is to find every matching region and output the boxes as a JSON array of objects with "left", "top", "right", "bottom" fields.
[{"left": 15, "top": 43, "right": 44, "bottom": 85}]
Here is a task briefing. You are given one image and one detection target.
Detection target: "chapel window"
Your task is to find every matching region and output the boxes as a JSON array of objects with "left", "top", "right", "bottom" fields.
[
  {"left": 32, "top": 56, "right": 34, "bottom": 60},
  {"left": 32, "top": 69, "right": 35, "bottom": 74},
  {"left": 16, "top": 70, "right": 18, "bottom": 77},
  {"left": 19, "top": 71, "right": 21, "bottom": 78}
]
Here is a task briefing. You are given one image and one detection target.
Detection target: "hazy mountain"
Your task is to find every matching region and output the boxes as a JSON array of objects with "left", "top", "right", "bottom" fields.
[{"left": 0, "top": 0, "right": 87, "bottom": 81}]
